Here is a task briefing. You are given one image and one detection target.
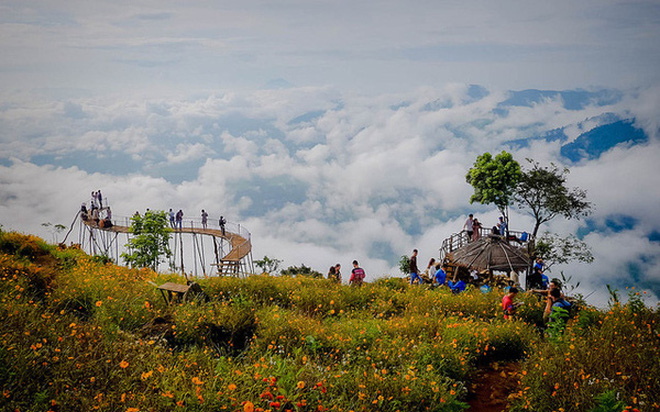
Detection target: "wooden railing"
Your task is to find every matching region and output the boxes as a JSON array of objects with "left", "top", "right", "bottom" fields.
[{"left": 439, "top": 228, "right": 534, "bottom": 261}]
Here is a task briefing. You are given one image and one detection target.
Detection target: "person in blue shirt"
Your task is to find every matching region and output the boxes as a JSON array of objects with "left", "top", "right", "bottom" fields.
[
  {"left": 448, "top": 279, "right": 466, "bottom": 293},
  {"left": 434, "top": 264, "right": 447, "bottom": 286},
  {"left": 534, "top": 257, "right": 544, "bottom": 272},
  {"left": 541, "top": 274, "right": 549, "bottom": 289},
  {"left": 498, "top": 216, "right": 507, "bottom": 236}
]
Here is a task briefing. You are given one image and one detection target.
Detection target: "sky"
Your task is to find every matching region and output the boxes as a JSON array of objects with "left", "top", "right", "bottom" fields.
[{"left": 1, "top": 0, "right": 660, "bottom": 307}]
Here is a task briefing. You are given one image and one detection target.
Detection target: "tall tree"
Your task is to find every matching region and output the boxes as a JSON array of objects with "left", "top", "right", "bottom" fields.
[
  {"left": 514, "top": 160, "right": 591, "bottom": 238},
  {"left": 465, "top": 151, "right": 522, "bottom": 227},
  {"left": 122, "top": 210, "right": 172, "bottom": 270}
]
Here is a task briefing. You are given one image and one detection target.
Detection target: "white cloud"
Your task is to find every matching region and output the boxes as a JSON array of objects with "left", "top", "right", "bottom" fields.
[
  {"left": 166, "top": 143, "right": 213, "bottom": 164},
  {"left": 1, "top": 84, "right": 659, "bottom": 305}
]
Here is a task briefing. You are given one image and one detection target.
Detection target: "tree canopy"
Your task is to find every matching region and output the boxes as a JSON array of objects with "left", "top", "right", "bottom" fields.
[
  {"left": 121, "top": 210, "right": 172, "bottom": 270},
  {"left": 514, "top": 160, "right": 592, "bottom": 238},
  {"left": 465, "top": 151, "right": 522, "bottom": 225},
  {"left": 255, "top": 255, "right": 282, "bottom": 275},
  {"left": 280, "top": 264, "right": 323, "bottom": 278},
  {"left": 534, "top": 232, "right": 594, "bottom": 271}
]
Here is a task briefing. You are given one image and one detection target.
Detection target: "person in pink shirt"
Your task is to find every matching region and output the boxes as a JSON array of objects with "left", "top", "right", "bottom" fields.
[{"left": 502, "top": 287, "right": 520, "bottom": 320}]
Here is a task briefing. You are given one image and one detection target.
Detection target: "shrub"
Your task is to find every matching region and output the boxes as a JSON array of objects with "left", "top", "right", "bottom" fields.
[{"left": 0, "top": 231, "right": 51, "bottom": 262}]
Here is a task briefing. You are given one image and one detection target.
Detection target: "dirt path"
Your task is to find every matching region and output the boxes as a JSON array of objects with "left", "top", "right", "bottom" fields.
[{"left": 467, "top": 362, "right": 522, "bottom": 411}]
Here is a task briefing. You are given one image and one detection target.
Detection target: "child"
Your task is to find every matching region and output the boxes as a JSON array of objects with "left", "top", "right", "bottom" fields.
[{"left": 502, "top": 287, "right": 521, "bottom": 320}]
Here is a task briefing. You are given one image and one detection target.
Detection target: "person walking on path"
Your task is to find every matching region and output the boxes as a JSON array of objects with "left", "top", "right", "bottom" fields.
[
  {"left": 201, "top": 210, "right": 208, "bottom": 229},
  {"left": 463, "top": 214, "right": 474, "bottom": 241},
  {"left": 409, "top": 249, "right": 423, "bottom": 285},
  {"left": 349, "top": 260, "right": 365, "bottom": 287}
]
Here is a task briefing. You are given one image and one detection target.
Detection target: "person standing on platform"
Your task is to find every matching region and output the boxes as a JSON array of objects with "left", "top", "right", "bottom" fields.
[
  {"left": 219, "top": 216, "right": 226, "bottom": 236},
  {"left": 169, "top": 209, "right": 175, "bottom": 228},
  {"left": 472, "top": 218, "right": 482, "bottom": 241},
  {"left": 498, "top": 216, "right": 507, "bottom": 237},
  {"left": 463, "top": 214, "right": 474, "bottom": 241},
  {"left": 175, "top": 210, "right": 183, "bottom": 230},
  {"left": 201, "top": 210, "right": 208, "bottom": 229},
  {"left": 90, "top": 191, "right": 98, "bottom": 211}
]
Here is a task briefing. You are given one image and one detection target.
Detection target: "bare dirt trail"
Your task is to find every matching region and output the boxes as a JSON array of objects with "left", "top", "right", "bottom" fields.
[{"left": 467, "top": 362, "right": 522, "bottom": 411}]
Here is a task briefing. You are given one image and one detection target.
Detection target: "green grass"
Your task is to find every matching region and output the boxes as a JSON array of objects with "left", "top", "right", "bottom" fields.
[{"left": 0, "top": 230, "right": 658, "bottom": 411}]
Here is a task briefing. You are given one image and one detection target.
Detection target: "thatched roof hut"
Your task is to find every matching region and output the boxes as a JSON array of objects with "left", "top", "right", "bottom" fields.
[{"left": 448, "top": 235, "right": 530, "bottom": 273}]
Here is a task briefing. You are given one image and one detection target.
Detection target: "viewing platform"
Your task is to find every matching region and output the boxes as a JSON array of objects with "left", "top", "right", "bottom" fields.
[
  {"left": 75, "top": 204, "right": 253, "bottom": 277},
  {"left": 439, "top": 227, "right": 534, "bottom": 283}
]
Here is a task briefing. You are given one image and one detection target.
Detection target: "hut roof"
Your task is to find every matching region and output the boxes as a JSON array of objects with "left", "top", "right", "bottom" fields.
[{"left": 449, "top": 235, "right": 529, "bottom": 272}]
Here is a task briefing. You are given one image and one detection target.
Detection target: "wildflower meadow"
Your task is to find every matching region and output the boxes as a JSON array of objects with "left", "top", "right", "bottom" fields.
[{"left": 0, "top": 230, "right": 658, "bottom": 411}]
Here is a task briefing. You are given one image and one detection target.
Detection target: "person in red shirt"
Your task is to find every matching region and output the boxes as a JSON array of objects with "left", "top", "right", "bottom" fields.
[
  {"left": 349, "top": 260, "right": 365, "bottom": 287},
  {"left": 502, "top": 287, "right": 519, "bottom": 320}
]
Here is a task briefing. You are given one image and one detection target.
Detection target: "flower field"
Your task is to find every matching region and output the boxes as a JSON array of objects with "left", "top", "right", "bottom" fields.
[{"left": 0, "top": 230, "right": 658, "bottom": 411}]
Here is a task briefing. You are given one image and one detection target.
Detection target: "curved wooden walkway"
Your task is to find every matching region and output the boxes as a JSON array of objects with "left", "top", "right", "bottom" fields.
[{"left": 82, "top": 219, "right": 251, "bottom": 263}]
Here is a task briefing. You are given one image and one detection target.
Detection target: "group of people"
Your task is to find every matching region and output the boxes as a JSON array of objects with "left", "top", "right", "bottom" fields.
[
  {"left": 503, "top": 277, "right": 571, "bottom": 324},
  {"left": 527, "top": 257, "right": 549, "bottom": 290},
  {"left": 502, "top": 255, "right": 572, "bottom": 328},
  {"left": 167, "top": 209, "right": 227, "bottom": 235},
  {"left": 327, "top": 261, "right": 366, "bottom": 287},
  {"left": 406, "top": 245, "right": 571, "bottom": 326},
  {"left": 463, "top": 214, "right": 509, "bottom": 242},
  {"left": 168, "top": 209, "right": 185, "bottom": 230},
  {"left": 90, "top": 190, "right": 103, "bottom": 209},
  {"left": 463, "top": 214, "right": 484, "bottom": 241},
  {"left": 409, "top": 249, "right": 467, "bottom": 293},
  {"left": 81, "top": 190, "right": 112, "bottom": 228}
]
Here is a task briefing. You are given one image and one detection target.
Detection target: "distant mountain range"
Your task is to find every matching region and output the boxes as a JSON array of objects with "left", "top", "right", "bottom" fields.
[{"left": 499, "top": 89, "right": 648, "bottom": 162}]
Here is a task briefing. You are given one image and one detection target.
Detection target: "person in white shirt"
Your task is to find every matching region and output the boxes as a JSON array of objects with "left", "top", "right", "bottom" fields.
[{"left": 463, "top": 214, "right": 474, "bottom": 240}]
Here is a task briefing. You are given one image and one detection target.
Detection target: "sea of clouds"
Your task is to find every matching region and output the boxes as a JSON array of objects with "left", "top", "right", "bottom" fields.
[{"left": 1, "top": 83, "right": 658, "bottom": 306}]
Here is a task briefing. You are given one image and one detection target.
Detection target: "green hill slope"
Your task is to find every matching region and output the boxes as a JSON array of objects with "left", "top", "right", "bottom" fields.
[{"left": 0, "top": 230, "right": 658, "bottom": 411}]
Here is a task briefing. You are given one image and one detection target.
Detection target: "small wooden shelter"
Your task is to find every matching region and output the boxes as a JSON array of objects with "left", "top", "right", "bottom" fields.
[{"left": 449, "top": 235, "right": 530, "bottom": 273}]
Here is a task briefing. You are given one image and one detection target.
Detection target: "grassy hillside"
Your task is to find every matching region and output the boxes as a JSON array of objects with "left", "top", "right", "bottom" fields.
[{"left": 0, "top": 230, "right": 658, "bottom": 411}]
